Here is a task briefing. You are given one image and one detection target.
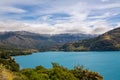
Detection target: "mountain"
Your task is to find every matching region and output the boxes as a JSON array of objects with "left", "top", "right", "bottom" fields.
[
  {"left": 0, "top": 31, "right": 55, "bottom": 50},
  {"left": 0, "top": 31, "right": 96, "bottom": 51},
  {"left": 50, "top": 33, "right": 97, "bottom": 44},
  {"left": 60, "top": 27, "right": 120, "bottom": 51}
]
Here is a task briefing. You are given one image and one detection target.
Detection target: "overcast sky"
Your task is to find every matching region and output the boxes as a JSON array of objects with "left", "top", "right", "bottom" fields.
[{"left": 0, "top": 0, "right": 120, "bottom": 34}]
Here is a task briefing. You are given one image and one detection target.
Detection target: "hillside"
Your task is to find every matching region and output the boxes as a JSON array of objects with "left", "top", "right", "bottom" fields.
[
  {"left": 60, "top": 27, "right": 120, "bottom": 51},
  {"left": 0, "top": 31, "right": 54, "bottom": 49},
  {"left": 0, "top": 31, "right": 96, "bottom": 52}
]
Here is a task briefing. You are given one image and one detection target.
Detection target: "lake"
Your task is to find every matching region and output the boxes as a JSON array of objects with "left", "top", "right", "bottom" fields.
[{"left": 14, "top": 51, "right": 120, "bottom": 80}]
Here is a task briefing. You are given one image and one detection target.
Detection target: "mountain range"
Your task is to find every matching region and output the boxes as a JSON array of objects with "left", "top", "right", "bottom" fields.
[
  {"left": 60, "top": 27, "right": 120, "bottom": 51},
  {"left": 0, "top": 31, "right": 96, "bottom": 51},
  {"left": 0, "top": 27, "right": 119, "bottom": 52}
]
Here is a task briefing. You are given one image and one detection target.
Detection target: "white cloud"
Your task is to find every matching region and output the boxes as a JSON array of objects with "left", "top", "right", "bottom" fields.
[
  {"left": 0, "top": 6, "right": 27, "bottom": 14},
  {"left": 116, "top": 23, "right": 120, "bottom": 27},
  {"left": 88, "top": 12, "right": 118, "bottom": 19},
  {"left": 0, "top": 0, "right": 47, "bottom": 6},
  {"left": 0, "top": 0, "right": 119, "bottom": 34},
  {"left": 101, "top": 0, "right": 109, "bottom": 2},
  {"left": 94, "top": 3, "right": 120, "bottom": 10},
  {"left": 0, "top": 20, "right": 113, "bottom": 35},
  {"left": 90, "top": 20, "right": 113, "bottom": 34}
]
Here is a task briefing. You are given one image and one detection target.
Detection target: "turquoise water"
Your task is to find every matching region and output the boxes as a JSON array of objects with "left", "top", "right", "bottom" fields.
[{"left": 14, "top": 51, "right": 120, "bottom": 80}]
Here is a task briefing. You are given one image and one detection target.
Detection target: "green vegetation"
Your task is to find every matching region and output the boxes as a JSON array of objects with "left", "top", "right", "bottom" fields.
[
  {"left": 0, "top": 63, "right": 103, "bottom": 80},
  {"left": 0, "top": 52, "right": 19, "bottom": 72},
  {"left": 0, "top": 47, "right": 37, "bottom": 56},
  {"left": 0, "top": 50, "right": 103, "bottom": 80}
]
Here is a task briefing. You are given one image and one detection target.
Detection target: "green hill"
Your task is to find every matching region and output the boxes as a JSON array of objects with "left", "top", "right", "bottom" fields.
[{"left": 60, "top": 27, "right": 120, "bottom": 51}]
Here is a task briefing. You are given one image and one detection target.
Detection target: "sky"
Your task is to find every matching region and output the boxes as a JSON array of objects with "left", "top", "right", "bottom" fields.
[{"left": 0, "top": 0, "right": 120, "bottom": 34}]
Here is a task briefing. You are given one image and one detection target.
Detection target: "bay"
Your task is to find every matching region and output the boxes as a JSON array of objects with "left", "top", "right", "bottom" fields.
[{"left": 14, "top": 51, "right": 120, "bottom": 80}]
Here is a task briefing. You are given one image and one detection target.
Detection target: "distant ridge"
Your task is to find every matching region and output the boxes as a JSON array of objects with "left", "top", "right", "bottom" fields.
[
  {"left": 0, "top": 31, "right": 96, "bottom": 51},
  {"left": 60, "top": 27, "right": 120, "bottom": 51}
]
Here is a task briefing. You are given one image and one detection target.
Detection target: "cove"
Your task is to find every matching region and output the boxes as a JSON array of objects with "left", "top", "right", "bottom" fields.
[{"left": 14, "top": 51, "right": 120, "bottom": 80}]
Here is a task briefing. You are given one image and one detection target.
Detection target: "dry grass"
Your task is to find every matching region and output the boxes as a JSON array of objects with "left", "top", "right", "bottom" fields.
[{"left": 0, "top": 64, "right": 14, "bottom": 80}]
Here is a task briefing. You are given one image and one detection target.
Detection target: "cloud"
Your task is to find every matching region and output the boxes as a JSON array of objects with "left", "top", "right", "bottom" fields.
[
  {"left": 0, "top": 6, "right": 27, "bottom": 14},
  {"left": 0, "top": 0, "right": 119, "bottom": 34},
  {"left": 95, "top": 3, "right": 120, "bottom": 10},
  {"left": 90, "top": 20, "right": 113, "bottom": 34},
  {"left": 0, "top": 20, "right": 113, "bottom": 35},
  {"left": 101, "top": 0, "right": 109, "bottom": 2},
  {"left": 88, "top": 12, "right": 119, "bottom": 19}
]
